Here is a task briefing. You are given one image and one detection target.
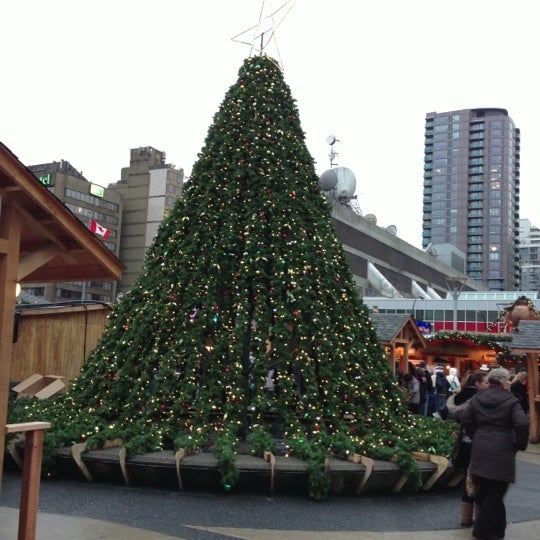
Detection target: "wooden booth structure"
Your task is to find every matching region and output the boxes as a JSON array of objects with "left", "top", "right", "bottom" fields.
[
  {"left": 12, "top": 302, "right": 112, "bottom": 385},
  {"left": 369, "top": 313, "right": 427, "bottom": 375},
  {"left": 505, "top": 320, "right": 540, "bottom": 443},
  {"left": 1, "top": 141, "right": 124, "bottom": 538},
  {"left": 424, "top": 333, "right": 509, "bottom": 374}
]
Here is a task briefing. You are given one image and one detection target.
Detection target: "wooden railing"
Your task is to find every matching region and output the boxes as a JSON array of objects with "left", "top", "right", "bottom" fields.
[{"left": 5, "top": 422, "right": 51, "bottom": 540}]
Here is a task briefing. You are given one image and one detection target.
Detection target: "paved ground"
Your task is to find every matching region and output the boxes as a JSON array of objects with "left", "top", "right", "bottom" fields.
[{"left": 1, "top": 445, "right": 539, "bottom": 540}]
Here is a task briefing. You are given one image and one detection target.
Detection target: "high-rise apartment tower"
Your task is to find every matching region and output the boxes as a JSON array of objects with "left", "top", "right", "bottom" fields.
[
  {"left": 422, "top": 108, "right": 520, "bottom": 291},
  {"left": 519, "top": 218, "right": 540, "bottom": 291}
]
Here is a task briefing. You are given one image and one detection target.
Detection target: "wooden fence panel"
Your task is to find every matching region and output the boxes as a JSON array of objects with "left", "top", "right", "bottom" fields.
[{"left": 11, "top": 304, "right": 111, "bottom": 385}]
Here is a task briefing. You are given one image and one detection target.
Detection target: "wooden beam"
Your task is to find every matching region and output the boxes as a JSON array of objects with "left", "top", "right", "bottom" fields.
[
  {"left": 11, "top": 199, "right": 70, "bottom": 253},
  {"left": 527, "top": 353, "right": 539, "bottom": 443},
  {"left": 17, "top": 244, "right": 62, "bottom": 281},
  {"left": 0, "top": 237, "right": 10, "bottom": 255},
  {"left": 0, "top": 202, "right": 21, "bottom": 489}
]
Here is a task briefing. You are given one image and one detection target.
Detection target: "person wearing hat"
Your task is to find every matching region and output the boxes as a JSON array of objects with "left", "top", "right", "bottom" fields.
[
  {"left": 434, "top": 365, "right": 451, "bottom": 416},
  {"left": 459, "top": 367, "right": 529, "bottom": 540}
]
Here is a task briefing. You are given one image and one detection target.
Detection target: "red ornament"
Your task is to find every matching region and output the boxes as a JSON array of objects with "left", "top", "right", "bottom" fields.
[
  {"left": 291, "top": 191, "right": 296, "bottom": 198},
  {"left": 292, "top": 311, "right": 298, "bottom": 317},
  {"left": 387, "top": 440, "right": 394, "bottom": 447}
]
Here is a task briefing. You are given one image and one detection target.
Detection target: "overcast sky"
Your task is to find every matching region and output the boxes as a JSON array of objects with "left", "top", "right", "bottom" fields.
[{"left": 2, "top": 0, "right": 538, "bottom": 248}]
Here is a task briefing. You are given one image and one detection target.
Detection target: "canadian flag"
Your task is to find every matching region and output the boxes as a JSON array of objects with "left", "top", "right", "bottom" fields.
[{"left": 89, "top": 219, "right": 111, "bottom": 239}]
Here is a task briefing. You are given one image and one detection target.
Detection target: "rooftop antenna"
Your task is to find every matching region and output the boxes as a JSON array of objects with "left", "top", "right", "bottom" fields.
[{"left": 327, "top": 134, "right": 339, "bottom": 168}]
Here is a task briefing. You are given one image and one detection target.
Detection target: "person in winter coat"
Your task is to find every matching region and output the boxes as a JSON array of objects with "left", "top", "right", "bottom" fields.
[
  {"left": 510, "top": 370, "right": 529, "bottom": 414},
  {"left": 434, "top": 366, "right": 450, "bottom": 416},
  {"left": 446, "top": 366, "right": 461, "bottom": 394},
  {"left": 402, "top": 372, "right": 421, "bottom": 414},
  {"left": 446, "top": 370, "right": 488, "bottom": 526},
  {"left": 415, "top": 365, "right": 432, "bottom": 416},
  {"left": 459, "top": 367, "right": 529, "bottom": 540}
]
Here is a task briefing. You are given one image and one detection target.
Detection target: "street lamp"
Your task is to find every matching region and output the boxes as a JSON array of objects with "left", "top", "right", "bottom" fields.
[
  {"left": 446, "top": 276, "right": 467, "bottom": 331},
  {"left": 476, "top": 310, "right": 486, "bottom": 332},
  {"left": 411, "top": 296, "right": 422, "bottom": 320}
]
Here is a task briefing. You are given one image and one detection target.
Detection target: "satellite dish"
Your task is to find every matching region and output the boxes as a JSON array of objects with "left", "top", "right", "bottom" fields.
[
  {"left": 319, "top": 169, "right": 338, "bottom": 191},
  {"left": 326, "top": 134, "right": 337, "bottom": 145},
  {"left": 365, "top": 214, "right": 377, "bottom": 225},
  {"left": 334, "top": 167, "right": 356, "bottom": 199},
  {"left": 386, "top": 225, "right": 397, "bottom": 235}
]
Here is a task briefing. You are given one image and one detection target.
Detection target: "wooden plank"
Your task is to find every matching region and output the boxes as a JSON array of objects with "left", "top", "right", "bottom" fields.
[
  {"left": 17, "top": 427, "right": 49, "bottom": 540},
  {"left": 71, "top": 442, "right": 93, "bottom": 482},
  {"left": 527, "top": 353, "right": 539, "bottom": 443},
  {"left": 0, "top": 202, "right": 22, "bottom": 489},
  {"left": 175, "top": 448, "right": 187, "bottom": 490},
  {"left": 11, "top": 304, "right": 111, "bottom": 383},
  {"left": 422, "top": 455, "right": 449, "bottom": 490},
  {"left": 6, "top": 422, "right": 51, "bottom": 433}
]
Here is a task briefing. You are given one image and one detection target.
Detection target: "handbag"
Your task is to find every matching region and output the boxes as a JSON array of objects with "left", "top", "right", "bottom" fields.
[
  {"left": 466, "top": 468, "right": 479, "bottom": 498},
  {"left": 451, "top": 427, "right": 471, "bottom": 469}
]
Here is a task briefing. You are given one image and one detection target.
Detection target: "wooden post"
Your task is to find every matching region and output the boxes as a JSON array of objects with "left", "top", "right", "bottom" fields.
[
  {"left": 0, "top": 201, "right": 22, "bottom": 489},
  {"left": 5, "top": 422, "right": 51, "bottom": 540},
  {"left": 527, "top": 352, "right": 539, "bottom": 443}
]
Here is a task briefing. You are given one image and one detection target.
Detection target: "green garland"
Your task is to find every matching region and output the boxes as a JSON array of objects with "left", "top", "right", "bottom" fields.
[{"left": 427, "top": 331, "right": 512, "bottom": 354}]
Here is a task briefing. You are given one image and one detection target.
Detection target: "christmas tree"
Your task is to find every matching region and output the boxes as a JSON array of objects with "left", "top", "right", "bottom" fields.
[{"left": 10, "top": 55, "right": 455, "bottom": 499}]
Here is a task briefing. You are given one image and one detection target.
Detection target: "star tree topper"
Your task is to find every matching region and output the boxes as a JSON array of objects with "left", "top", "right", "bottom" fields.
[{"left": 231, "top": 0, "right": 297, "bottom": 67}]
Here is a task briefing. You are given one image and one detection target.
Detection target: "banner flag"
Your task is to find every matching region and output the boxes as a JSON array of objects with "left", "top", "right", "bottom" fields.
[{"left": 89, "top": 219, "right": 111, "bottom": 239}]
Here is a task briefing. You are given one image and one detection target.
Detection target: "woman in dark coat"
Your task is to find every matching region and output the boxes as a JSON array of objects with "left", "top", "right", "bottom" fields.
[{"left": 459, "top": 367, "right": 529, "bottom": 540}]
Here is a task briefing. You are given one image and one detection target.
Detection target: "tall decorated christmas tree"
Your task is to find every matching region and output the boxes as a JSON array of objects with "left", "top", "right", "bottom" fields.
[{"left": 10, "top": 55, "right": 454, "bottom": 499}]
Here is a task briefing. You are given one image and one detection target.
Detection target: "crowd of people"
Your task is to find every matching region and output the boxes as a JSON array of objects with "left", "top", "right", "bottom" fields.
[{"left": 399, "top": 362, "right": 531, "bottom": 540}]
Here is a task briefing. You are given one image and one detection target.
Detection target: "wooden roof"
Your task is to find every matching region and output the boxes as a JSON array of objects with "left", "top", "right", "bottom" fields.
[
  {"left": 0, "top": 142, "right": 124, "bottom": 283},
  {"left": 369, "top": 312, "right": 427, "bottom": 348},
  {"left": 508, "top": 320, "right": 540, "bottom": 353}
]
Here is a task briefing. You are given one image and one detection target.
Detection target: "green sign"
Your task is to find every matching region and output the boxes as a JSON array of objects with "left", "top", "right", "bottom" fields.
[
  {"left": 39, "top": 174, "right": 52, "bottom": 186},
  {"left": 90, "top": 184, "right": 105, "bottom": 198}
]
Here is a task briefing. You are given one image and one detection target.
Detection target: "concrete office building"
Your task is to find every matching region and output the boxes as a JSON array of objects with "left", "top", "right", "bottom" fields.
[
  {"left": 328, "top": 200, "right": 486, "bottom": 300},
  {"left": 26, "top": 160, "right": 123, "bottom": 302},
  {"left": 108, "top": 147, "right": 184, "bottom": 295},
  {"left": 519, "top": 218, "right": 540, "bottom": 292},
  {"left": 422, "top": 108, "right": 520, "bottom": 291}
]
